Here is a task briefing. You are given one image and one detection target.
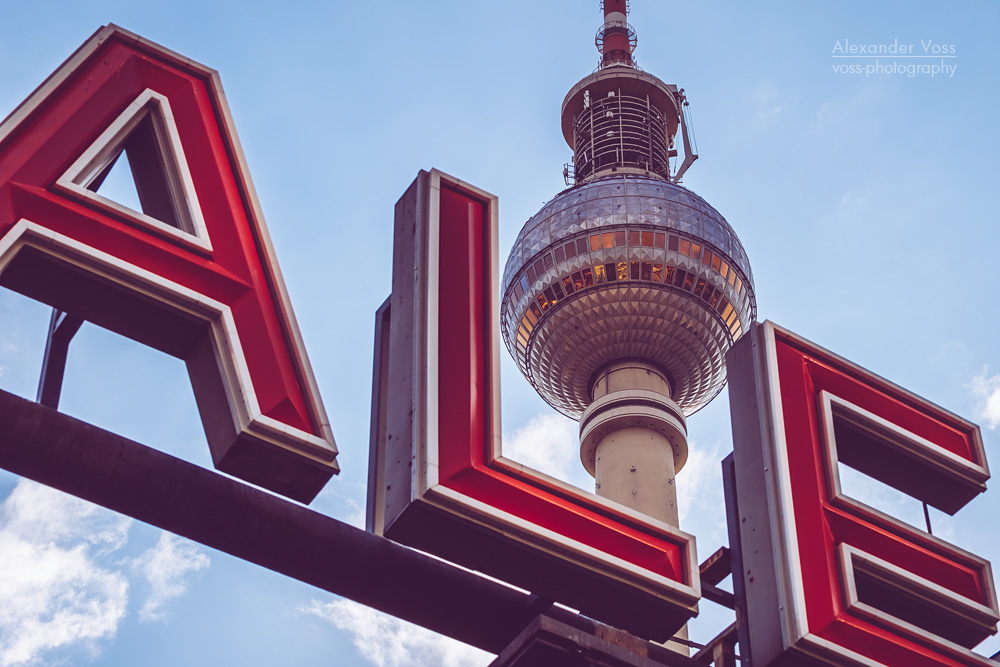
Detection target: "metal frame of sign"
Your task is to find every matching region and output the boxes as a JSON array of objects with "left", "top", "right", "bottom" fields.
[
  {"left": 368, "top": 168, "right": 700, "bottom": 641},
  {"left": 726, "top": 320, "right": 998, "bottom": 667}
]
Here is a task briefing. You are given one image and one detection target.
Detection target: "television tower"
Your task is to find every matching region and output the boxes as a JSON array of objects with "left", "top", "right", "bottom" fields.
[{"left": 501, "top": 0, "right": 756, "bottom": 527}]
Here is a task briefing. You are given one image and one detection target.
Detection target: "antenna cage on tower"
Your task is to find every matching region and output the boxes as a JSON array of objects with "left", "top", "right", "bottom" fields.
[{"left": 595, "top": 21, "right": 637, "bottom": 57}]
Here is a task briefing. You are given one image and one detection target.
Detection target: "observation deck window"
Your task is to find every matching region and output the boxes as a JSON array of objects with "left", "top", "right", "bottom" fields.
[
  {"left": 605, "top": 262, "right": 618, "bottom": 282},
  {"left": 594, "top": 263, "right": 607, "bottom": 283}
]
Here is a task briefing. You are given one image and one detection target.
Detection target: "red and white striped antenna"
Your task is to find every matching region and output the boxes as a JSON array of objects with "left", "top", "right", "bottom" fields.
[{"left": 596, "top": 0, "right": 637, "bottom": 68}]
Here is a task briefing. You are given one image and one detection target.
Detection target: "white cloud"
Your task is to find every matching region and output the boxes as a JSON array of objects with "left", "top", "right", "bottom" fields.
[
  {"left": 752, "top": 82, "right": 783, "bottom": 121},
  {"left": 302, "top": 599, "right": 491, "bottom": 667},
  {"left": 925, "top": 511, "right": 957, "bottom": 545},
  {"left": 502, "top": 415, "right": 731, "bottom": 541},
  {"left": 315, "top": 487, "right": 367, "bottom": 529},
  {"left": 815, "top": 84, "right": 884, "bottom": 138},
  {"left": 675, "top": 441, "right": 727, "bottom": 542},
  {"left": 838, "top": 186, "right": 871, "bottom": 215},
  {"left": 969, "top": 368, "right": 1000, "bottom": 429},
  {"left": 0, "top": 480, "right": 131, "bottom": 666},
  {"left": 502, "top": 412, "right": 583, "bottom": 487},
  {"left": 341, "top": 496, "right": 367, "bottom": 530},
  {"left": 0, "top": 339, "right": 20, "bottom": 378},
  {"left": 1, "top": 479, "right": 131, "bottom": 553},
  {"left": 135, "top": 532, "right": 210, "bottom": 622},
  {"left": 0, "top": 481, "right": 210, "bottom": 664}
]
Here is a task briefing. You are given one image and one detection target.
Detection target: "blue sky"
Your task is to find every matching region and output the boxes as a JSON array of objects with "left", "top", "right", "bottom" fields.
[{"left": 1, "top": 1, "right": 999, "bottom": 665}]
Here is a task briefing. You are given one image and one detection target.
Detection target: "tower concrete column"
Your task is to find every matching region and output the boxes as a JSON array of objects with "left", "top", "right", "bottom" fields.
[
  {"left": 580, "top": 359, "right": 688, "bottom": 523},
  {"left": 579, "top": 359, "right": 691, "bottom": 654}
]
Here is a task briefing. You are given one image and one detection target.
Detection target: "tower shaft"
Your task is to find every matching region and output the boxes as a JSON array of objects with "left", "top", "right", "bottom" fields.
[
  {"left": 582, "top": 360, "right": 686, "bottom": 524},
  {"left": 583, "top": 360, "right": 691, "bottom": 655}
]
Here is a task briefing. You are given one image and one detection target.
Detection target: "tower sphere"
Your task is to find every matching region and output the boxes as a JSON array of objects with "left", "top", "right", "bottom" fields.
[
  {"left": 501, "top": 174, "right": 755, "bottom": 419},
  {"left": 500, "top": 2, "right": 756, "bottom": 422}
]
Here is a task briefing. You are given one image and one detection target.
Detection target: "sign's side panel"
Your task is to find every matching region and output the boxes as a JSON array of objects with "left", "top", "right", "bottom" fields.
[
  {"left": 366, "top": 297, "right": 391, "bottom": 535},
  {"left": 727, "top": 323, "right": 795, "bottom": 667},
  {"left": 381, "top": 172, "right": 426, "bottom": 530}
]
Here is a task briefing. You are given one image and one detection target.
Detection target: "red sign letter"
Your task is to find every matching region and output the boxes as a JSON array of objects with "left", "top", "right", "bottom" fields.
[
  {"left": 728, "top": 321, "right": 998, "bottom": 667},
  {"left": 368, "top": 170, "right": 699, "bottom": 641},
  {"left": 0, "top": 26, "right": 337, "bottom": 502}
]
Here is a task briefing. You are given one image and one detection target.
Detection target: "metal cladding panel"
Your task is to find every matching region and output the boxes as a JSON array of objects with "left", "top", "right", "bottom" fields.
[
  {"left": 525, "top": 286, "right": 730, "bottom": 417},
  {"left": 502, "top": 176, "right": 750, "bottom": 304},
  {"left": 369, "top": 170, "right": 701, "bottom": 642},
  {"left": 728, "top": 321, "right": 998, "bottom": 667},
  {"left": 0, "top": 25, "right": 336, "bottom": 503}
]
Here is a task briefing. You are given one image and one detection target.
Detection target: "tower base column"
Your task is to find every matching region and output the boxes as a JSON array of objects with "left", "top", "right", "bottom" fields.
[
  {"left": 579, "top": 360, "right": 688, "bottom": 519},
  {"left": 578, "top": 360, "right": 690, "bottom": 654}
]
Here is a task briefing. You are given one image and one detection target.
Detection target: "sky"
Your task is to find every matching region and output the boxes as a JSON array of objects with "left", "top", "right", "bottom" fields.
[{"left": 1, "top": 1, "right": 999, "bottom": 665}]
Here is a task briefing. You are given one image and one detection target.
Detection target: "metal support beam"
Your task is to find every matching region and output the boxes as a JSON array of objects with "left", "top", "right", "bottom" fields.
[
  {"left": 0, "top": 387, "right": 705, "bottom": 664},
  {"left": 36, "top": 309, "right": 84, "bottom": 409},
  {"left": 722, "top": 453, "right": 752, "bottom": 667},
  {"left": 691, "top": 623, "right": 738, "bottom": 667},
  {"left": 0, "top": 387, "right": 525, "bottom": 651},
  {"left": 698, "top": 547, "right": 731, "bottom": 586},
  {"left": 700, "top": 583, "right": 735, "bottom": 610},
  {"left": 491, "top": 615, "right": 708, "bottom": 667},
  {"left": 698, "top": 547, "right": 735, "bottom": 610}
]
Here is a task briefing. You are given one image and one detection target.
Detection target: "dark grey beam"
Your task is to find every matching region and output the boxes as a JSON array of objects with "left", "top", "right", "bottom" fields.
[
  {"left": 0, "top": 388, "right": 703, "bottom": 665},
  {"left": 0, "top": 388, "right": 532, "bottom": 652}
]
